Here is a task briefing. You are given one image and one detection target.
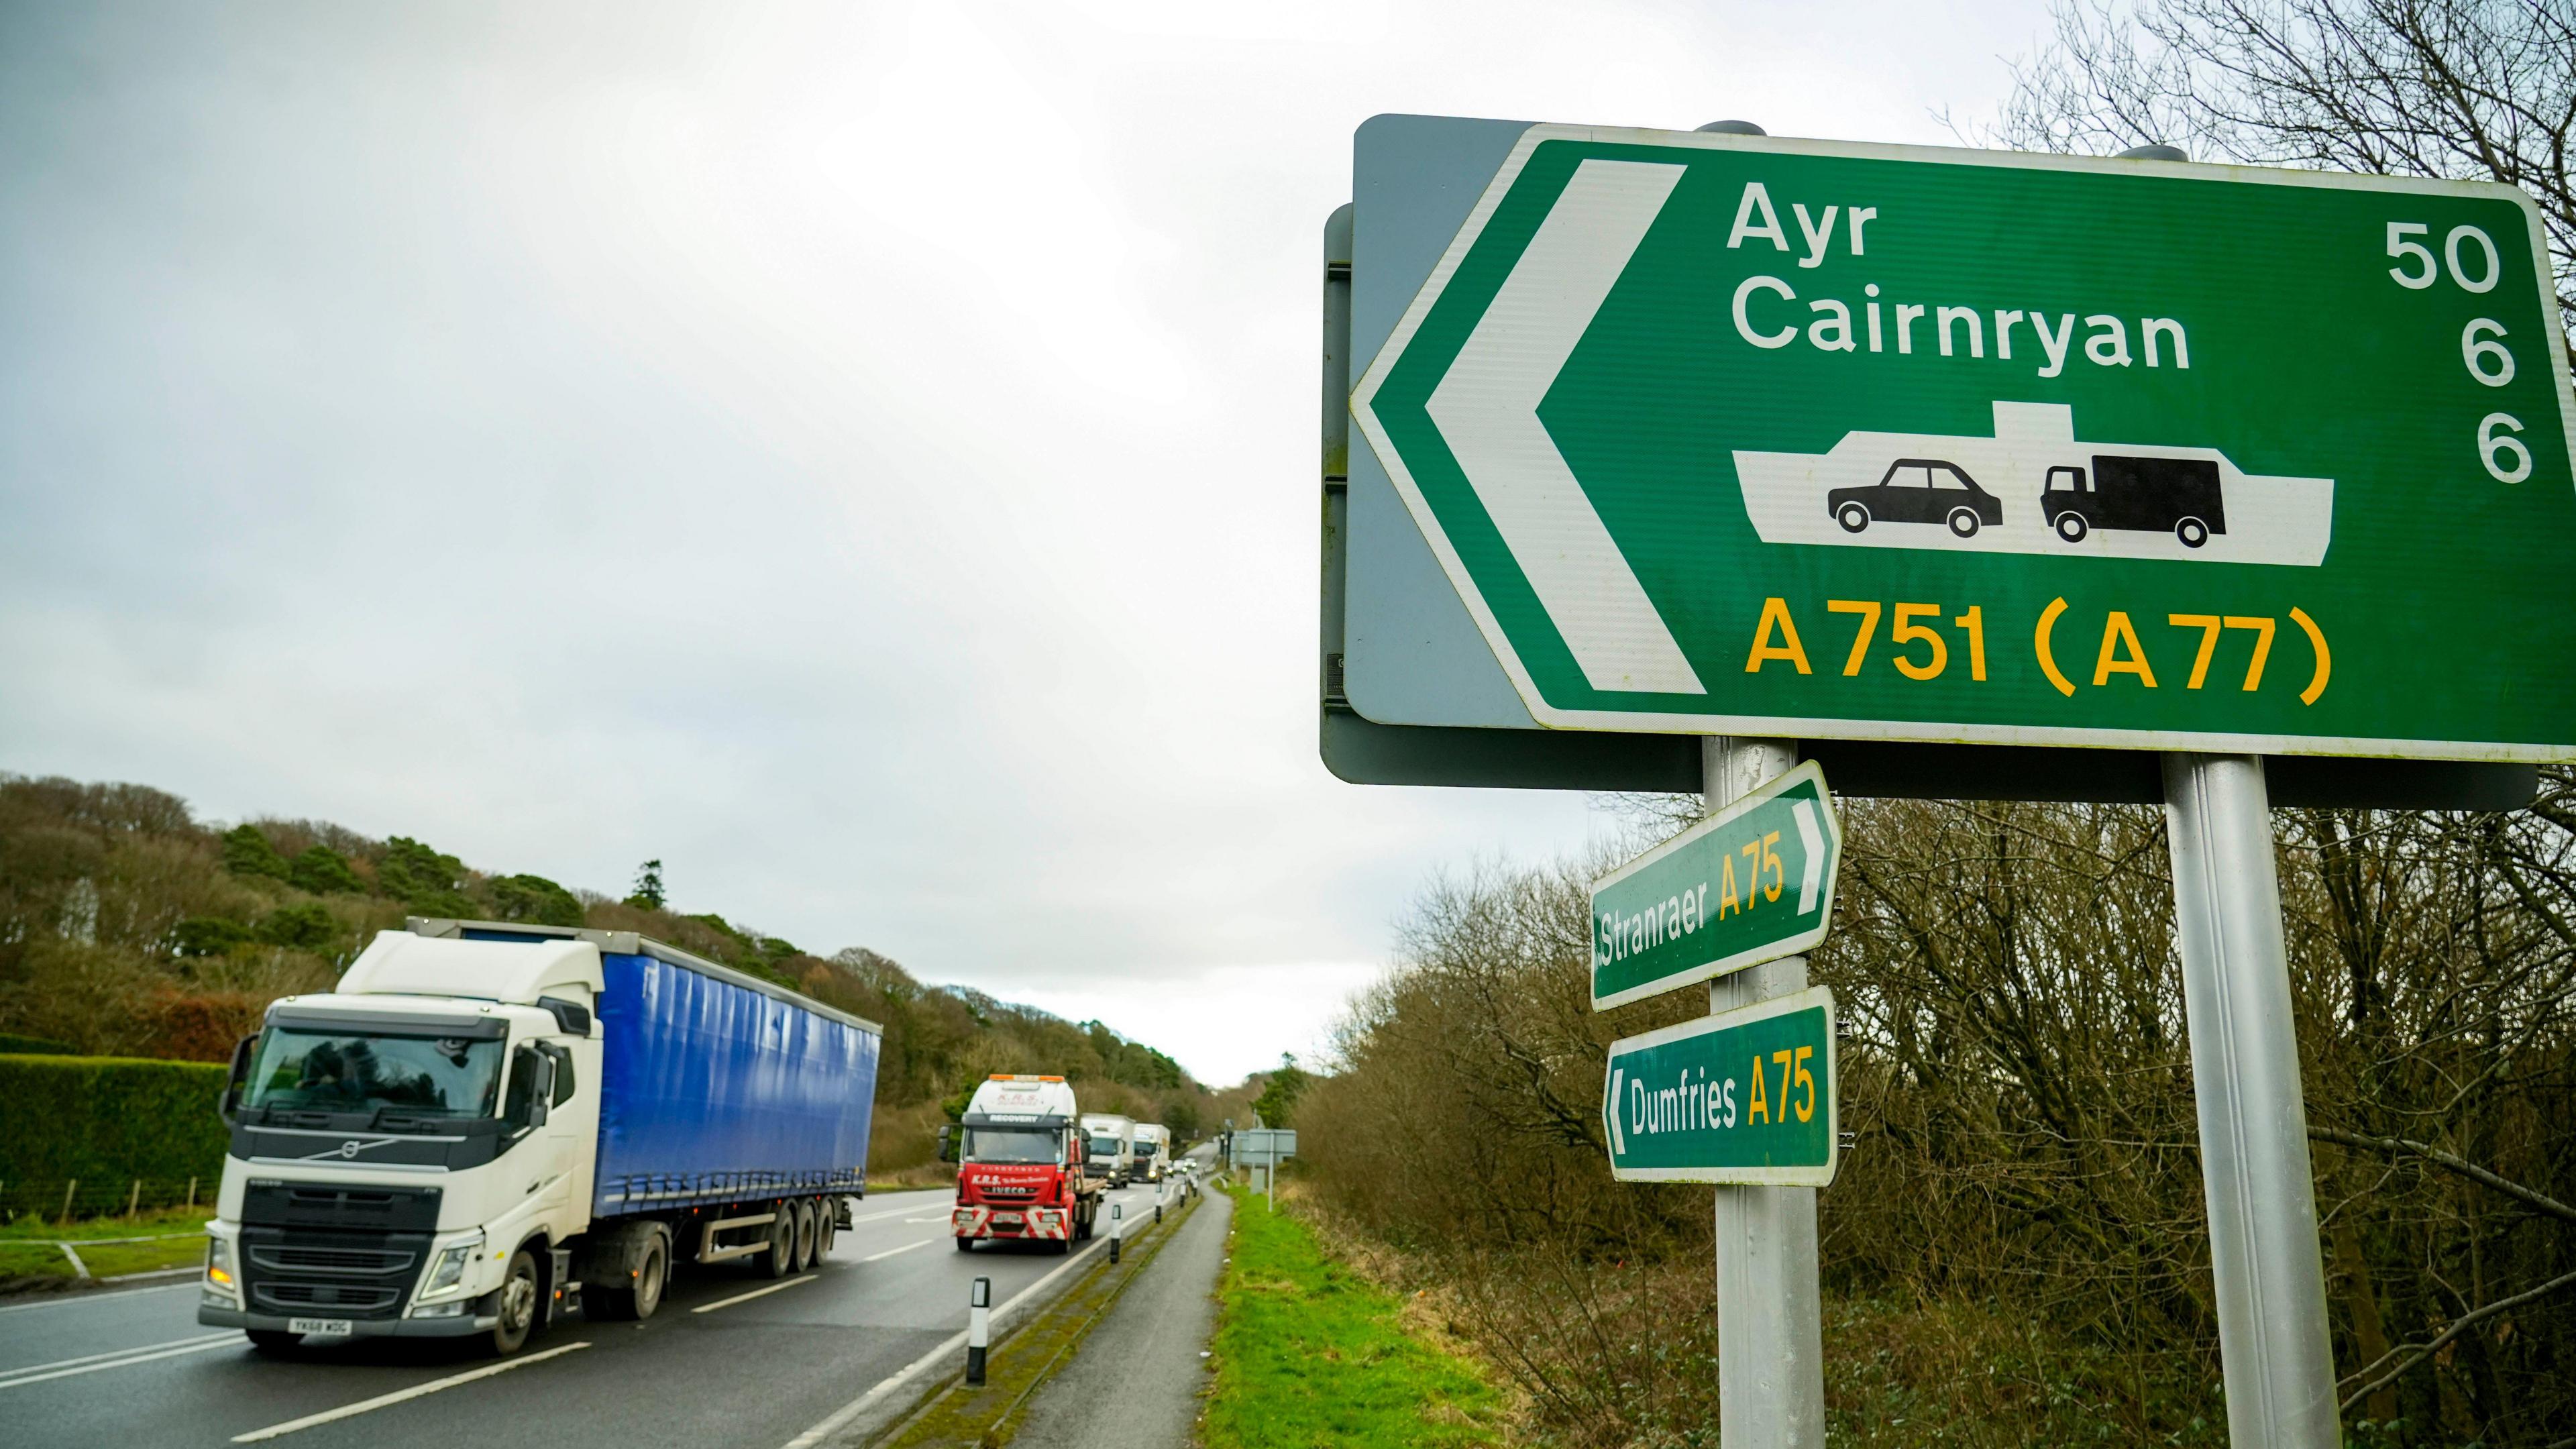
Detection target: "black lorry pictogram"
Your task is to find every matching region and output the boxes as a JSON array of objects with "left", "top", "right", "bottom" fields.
[
  {"left": 2041, "top": 455, "right": 2227, "bottom": 547},
  {"left": 1825, "top": 459, "right": 2006, "bottom": 539}
]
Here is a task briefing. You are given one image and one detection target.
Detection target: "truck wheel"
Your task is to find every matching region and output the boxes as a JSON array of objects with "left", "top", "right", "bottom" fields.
[
  {"left": 490, "top": 1249, "right": 539, "bottom": 1355},
  {"left": 588, "top": 1229, "right": 669, "bottom": 1322},
  {"left": 2054, "top": 512, "right": 2088, "bottom": 543},
  {"left": 954, "top": 1236, "right": 974, "bottom": 1252},
  {"left": 760, "top": 1210, "right": 797, "bottom": 1279},
  {"left": 246, "top": 1330, "right": 299, "bottom": 1354},
  {"left": 1836, "top": 502, "right": 1870, "bottom": 533},
  {"left": 792, "top": 1199, "right": 818, "bottom": 1273},
  {"left": 2175, "top": 517, "right": 2208, "bottom": 547},
  {"left": 815, "top": 1201, "right": 837, "bottom": 1261},
  {"left": 1947, "top": 508, "right": 1980, "bottom": 539}
]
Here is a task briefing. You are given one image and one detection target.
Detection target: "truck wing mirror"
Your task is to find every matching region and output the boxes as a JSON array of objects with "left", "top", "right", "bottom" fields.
[
  {"left": 938, "top": 1124, "right": 959, "bottom": 1163},
  {"left": 220, "top": 1031, "right": 259, "bottom": 1125}
]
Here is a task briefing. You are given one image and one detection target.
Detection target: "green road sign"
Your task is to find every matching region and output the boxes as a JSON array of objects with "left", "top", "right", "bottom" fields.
[
  {"left": 1603, "top": 985, "right": 1838, "bottom": 1185},
  {"left": 1348, "top": 125, "right": 2576, "bottom": 762},
  {"left": 1593, "top": 761, "right": 1841, "bottom": 1009}
]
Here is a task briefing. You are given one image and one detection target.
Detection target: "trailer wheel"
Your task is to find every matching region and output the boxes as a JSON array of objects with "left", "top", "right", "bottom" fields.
[
  {"left": 2175, "top": 517, "right": 2209, "bottom": 548},
  {"left": 588, "top": 1228, "right": 669, "bottom": 1322},
  {"left": 2054, "top": 512, "right": 2089, "bottom": 543},
  {"left": 792, "top": 1199, "right": 818, "bottom": 1273},
  {"left": 760, "top": 1210, "right": 797, "bottom": 1279},
  {"left": 815, "top": 1201, "right": 837, "bottom": 1260}
]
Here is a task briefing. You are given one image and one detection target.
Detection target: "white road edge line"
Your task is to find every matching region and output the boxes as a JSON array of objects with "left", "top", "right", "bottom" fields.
[
  {"left": 229, "top": 1340, "right": 592, "bottom": 1442},
  {"left": 0, "top": 1281, "right": 198, "bottom": 1316},
  {"left": 692, "top": 1274, "right": 820, "bottom": 1314},
  {"left": 0, "top": 1330, "right": 236, "bottom": 1380},
  {"left": 858, "top": 1238, "right": 938, "bottom": 1265},
  {"left": 0, "top": 1335, "right": 238, "bottom": 1390},
  {"left": 778, "top": 1238, "right": 1108, "bottom": 1449}
]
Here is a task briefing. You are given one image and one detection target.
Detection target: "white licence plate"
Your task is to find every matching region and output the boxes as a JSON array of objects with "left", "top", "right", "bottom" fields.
[{"left": 288, "top": 1318, "right": 354, "bottom": 1337}]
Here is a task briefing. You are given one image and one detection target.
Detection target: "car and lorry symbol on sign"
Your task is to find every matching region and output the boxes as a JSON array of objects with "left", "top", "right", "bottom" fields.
[{"left": 1750, "top": 401, "right": 2320, "bottom": 562}]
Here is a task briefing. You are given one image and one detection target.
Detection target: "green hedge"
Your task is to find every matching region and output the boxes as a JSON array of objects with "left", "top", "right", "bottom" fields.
[{"left": 0, "top": 1055, "right": 231, "bottom": 1189}]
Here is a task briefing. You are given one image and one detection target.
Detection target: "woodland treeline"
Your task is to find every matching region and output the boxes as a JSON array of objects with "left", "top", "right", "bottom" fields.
[
  {"left": 0, "top": 772, "right": 1212, "bottom": 1174},
  {"left": 1297, "top": 780, "right": 2576, "bottom": 1445}
]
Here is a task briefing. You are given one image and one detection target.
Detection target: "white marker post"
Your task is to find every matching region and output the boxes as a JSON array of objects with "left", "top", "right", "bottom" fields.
[
  {"left": 965, "top": 1276, "right": 990, "bottom": 1386},
  {"left": 1110, "top": 1201, "right": 1124, "bottom": 1264}
]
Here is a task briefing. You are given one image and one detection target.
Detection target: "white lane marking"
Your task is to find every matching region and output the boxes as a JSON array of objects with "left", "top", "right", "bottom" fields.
[
  {"left": 779, "top": 1238, "right": 1108, "bottom": 1449},
  {"left": 859, "top": 1238, "right": 938, "bottom": 1265},
  {"left": 229, "top": 1340, "right": 591, "bottom": 1442},
  {"left": 691, "top": 1274, "right": 820, "bottom": 1314},
  {"left": 901, "top": 1216, "right": 947, "bottom": 1224},
  {"left": 849, "top": 1202, "right": 943, "bottom": 1226},
  {"left": 0, "top": 1331, "right": 236, "bottom": 1381},
  {"left": 0, "top": 1282, "right": 197, "bottom": 1316},
  {"left": 0, "top": 1334, "right": 237, "bottom": 1390}
]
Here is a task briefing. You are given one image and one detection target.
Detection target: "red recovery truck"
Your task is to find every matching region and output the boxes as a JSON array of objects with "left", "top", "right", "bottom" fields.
[{"left": 941, "top": 1075, "right": 1102, "bottom": 1252}]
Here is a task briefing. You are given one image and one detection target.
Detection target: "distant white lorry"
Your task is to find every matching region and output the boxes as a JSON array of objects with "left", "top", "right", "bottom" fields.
[
  {"left": 1078, "top": 1113, "right": 1136, "bottom": 1187},
  {"left": 1130, "top": 1124, "right": 1171, "bottom": 1183}
]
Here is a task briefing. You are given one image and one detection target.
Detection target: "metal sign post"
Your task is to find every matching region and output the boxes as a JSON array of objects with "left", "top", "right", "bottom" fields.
[
  {"left": 2165, "top": 753, "right": 2338, "bottom": 1442},
  {"left": 1703, "top": 739, "right": 1826, "bottom": 1449}
]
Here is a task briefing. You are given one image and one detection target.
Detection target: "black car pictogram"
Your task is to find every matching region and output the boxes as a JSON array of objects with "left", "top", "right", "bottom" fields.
[
  {"left": 1826, "top": 460, "right": 2004, "bottom": 539},
  {"left": 2042, "top": 455, "right": 2228, "bottom": 546}
]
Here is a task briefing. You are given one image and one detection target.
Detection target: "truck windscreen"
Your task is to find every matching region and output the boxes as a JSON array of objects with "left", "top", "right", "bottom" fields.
[
  {"left": 1133, "top": 1142, "right": 1157, "bottom": 1157},
  {"left": 1087, "top": 1135, "right": 1122, "bottom": 1158},
  {"left": 243, "top": 1028, "right": 504, "bottom": 1118},
  {"left": 967, "top": 1128, "right": 1061, "bottom": 1164}
]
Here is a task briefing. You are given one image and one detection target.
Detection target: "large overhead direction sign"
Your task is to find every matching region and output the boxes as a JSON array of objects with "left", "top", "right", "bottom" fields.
[
  {"left": 1592, "top": 760, "right": 1840, "bottom": 1008},
  {"left": 1345, "top": 123, "right": 2576, "bottom": 763}
]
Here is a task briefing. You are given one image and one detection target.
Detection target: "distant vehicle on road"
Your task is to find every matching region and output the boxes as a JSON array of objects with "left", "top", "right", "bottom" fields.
[
  {"left": 947, "top": 1076, "right": 1103, "bottom": 1253},
  {"left": 1827, "top": 459, "right": 2004, "bottom": 539},
  {"left": 1130, "top": 1124, "right": 1171, "bottom": 1183},
  {"left": 199, "top": 918, "right": 881, "bottom": 1357},
  {"left": 1081, "top": 1112, "right": 1138, "bottom": 1187},
  {"left": 2041, "top": 454, "right": 2229, "bottom": 546}
]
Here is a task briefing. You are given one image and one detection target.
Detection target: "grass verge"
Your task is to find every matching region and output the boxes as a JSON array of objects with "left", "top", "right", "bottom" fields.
[
  {"left": 1202, "top": 1179, "right": 1504, "bottom": 1449},
  {"left": 0, "top": 1203, "right": 211, "bottom": 1286}
]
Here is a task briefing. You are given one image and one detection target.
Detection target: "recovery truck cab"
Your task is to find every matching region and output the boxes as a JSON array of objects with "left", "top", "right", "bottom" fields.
[{"left": 949, "top": 1076, "right": 1099, "bottom": 1252}]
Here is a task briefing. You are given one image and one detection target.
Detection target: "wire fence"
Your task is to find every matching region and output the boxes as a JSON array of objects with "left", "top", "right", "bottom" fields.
[{"left": 0, "top": 1177, "right": 215, "bottom": 1226}]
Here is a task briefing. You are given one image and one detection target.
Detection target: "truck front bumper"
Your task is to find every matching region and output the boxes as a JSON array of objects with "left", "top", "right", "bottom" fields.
[
  {"left": 953, "top": 1205, "right": 1073, "bottom": 1240},
  {"left": 199, "top": 1300, "right": 498, "bottom": 1339}
]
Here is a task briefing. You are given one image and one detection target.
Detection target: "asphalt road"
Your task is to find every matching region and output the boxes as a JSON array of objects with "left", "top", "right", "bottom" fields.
[
  {"left": 0, "top": 1176, "right": 1185, "bottom": 1449},
  {"left": 1011, "top": 1173, "right": 1231, "bottom": 1449}
]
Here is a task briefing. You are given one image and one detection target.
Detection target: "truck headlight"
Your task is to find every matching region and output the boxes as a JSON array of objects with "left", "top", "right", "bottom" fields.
[
  {"left": 421, "top": 1238, "right": 482, "bottom": 1297},
  {"left": 203, "top": 1236, "right": 237, "bottom": 1295}
]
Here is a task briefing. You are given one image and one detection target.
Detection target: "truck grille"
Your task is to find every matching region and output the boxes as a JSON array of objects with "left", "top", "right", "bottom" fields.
[
  {"left": 249, "top": 1244, "right": 417, "bottom": 1276},
  {"left": 239, "top": 1226, "right": 431, "bottom": 1322}
]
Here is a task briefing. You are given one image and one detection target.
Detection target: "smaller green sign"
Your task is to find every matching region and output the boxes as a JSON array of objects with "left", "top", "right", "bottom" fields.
[
  {"left": 1603, "top": 985, "right": 1838, "bottom": 1185},
  {"left": 1591, "top": 760, "right": 1841, "bottom": 1010}
]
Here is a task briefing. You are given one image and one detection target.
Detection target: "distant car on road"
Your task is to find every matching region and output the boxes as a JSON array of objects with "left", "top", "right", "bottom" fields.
[
  {"left": 2041, "top": 455, "right": 2228, "bottom": 546},
  {"left": 1827, "top": 459, "right": 2004, "bottom": 539}
]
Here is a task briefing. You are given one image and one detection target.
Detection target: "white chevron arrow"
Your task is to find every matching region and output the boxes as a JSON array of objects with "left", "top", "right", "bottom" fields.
[
  {"left": 1423, "top": 158, "right": 1705, "bottom": 696},
  {"left": 1607, "top": 1067, "right": 1627, "bottom": 1156},
  {"left": 1792, "top": 799, "right": 1825, "bottom": 914}
]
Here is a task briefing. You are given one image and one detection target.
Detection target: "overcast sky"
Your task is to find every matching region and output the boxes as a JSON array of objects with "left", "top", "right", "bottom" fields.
[{"left": 0, "top": 0, "right": 2050, "bottom": 1085}]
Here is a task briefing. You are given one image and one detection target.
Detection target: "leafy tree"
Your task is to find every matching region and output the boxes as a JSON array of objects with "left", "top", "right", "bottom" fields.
[
  {"left": 1252, "top": 1053, "right": 1309, "bottom": 1128},
  {"left": 255, "top": 904, "right": 337, "bottom": 951},
  {"left": 172, "top": 918, "right": 252, "bottom": 957},
  {"left": 219, "top": 824, "right": 289, "bottom": 880},
  {"left": 379, "top": 836, "right": 476, "bottom": 917},
  {"left": 288, "top": 845, "right": 363, "bottom": 896},
  {"left": 626, "top": 859, "right": 665, "bottom": 910},
  {"left": 490, "top": 873, "right": 584, "bottom": 928}
]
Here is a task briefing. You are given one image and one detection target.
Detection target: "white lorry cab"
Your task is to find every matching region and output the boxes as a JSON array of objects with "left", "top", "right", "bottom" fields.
[
  {"left": 1130, "top": 1124, "right": 1172, "bottom": 1183},
  {"left": 201, "top": 919, "right": 879, "bottom": 1357},
  {"left": 1077, "top": 1114, "right": 1136, "bottom": 1187},
  {"left": 947, "top": 1075, "right": 1100, "bottom": 1250}
]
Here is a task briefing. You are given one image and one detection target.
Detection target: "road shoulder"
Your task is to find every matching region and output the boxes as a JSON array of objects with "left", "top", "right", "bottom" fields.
[{"left": 1006, "top": 1183, "right": 1230, "bottom": 1449}]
